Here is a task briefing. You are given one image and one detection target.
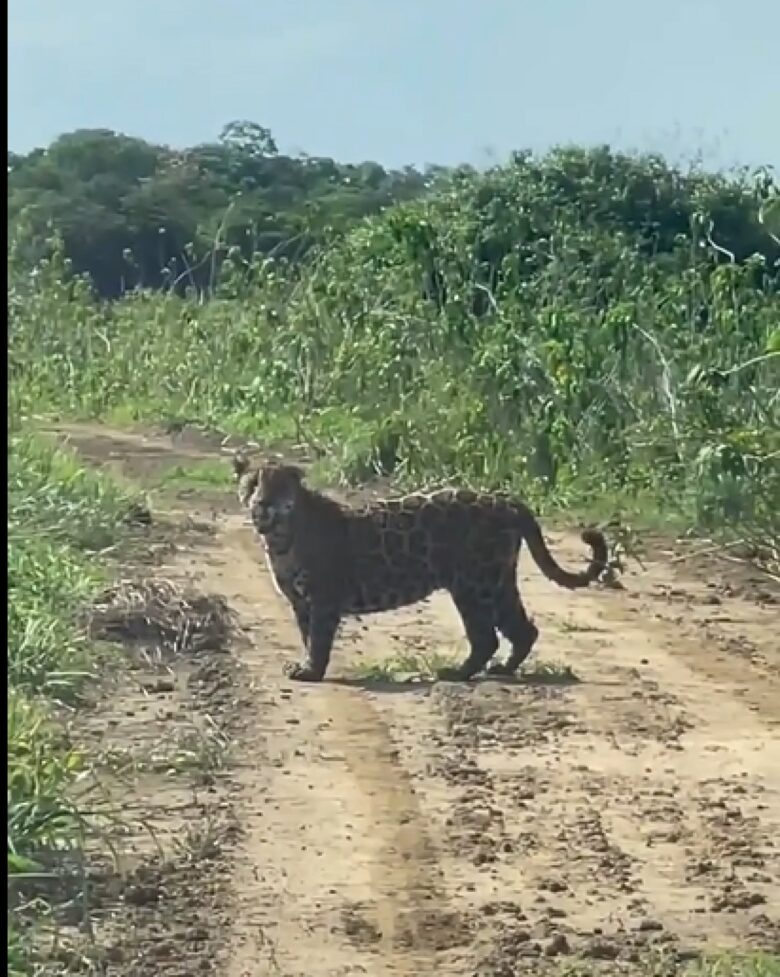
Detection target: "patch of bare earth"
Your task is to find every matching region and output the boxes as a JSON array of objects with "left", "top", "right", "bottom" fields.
[
  {"left": 53, "top": 421, "right": 779, "bottom": 976},
  {"left": 51, "top": 568, "right": 249, "bottom": 977}
]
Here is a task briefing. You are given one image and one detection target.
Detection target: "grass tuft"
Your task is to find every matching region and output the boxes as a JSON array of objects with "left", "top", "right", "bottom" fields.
[{"left": 347, "top": 651, "right": 579, "bottom": 685}]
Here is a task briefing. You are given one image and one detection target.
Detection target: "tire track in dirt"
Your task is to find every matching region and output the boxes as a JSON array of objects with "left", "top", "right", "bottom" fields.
[{"left": 196, "top": 520, "right": 467, "bottom": 977}]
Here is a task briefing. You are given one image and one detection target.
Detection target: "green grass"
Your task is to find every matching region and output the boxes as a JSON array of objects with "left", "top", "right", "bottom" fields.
[
  {"left": 99, "top": 720, "right": 230, "bottom": 779},
  {"left": 515, "top": 660, "right": 580, "bottom": 684},
  {"left": 6, "top": 431, "right": 140, "bottom": 972},
  {"left": 348, "top": 649, "right": 461, "bottom": 683},
  {"left": 154, "top": 459, "right": 234, "bottom": 491},
  {"left": 690, "top": 955, "right": 780, "bottom": 977},
  {"left": 8, "top": 430, "right": 138, "bottom": 550},
  {"left": 347, "top": 650, "right": 579, "bottom": 685},
  {"left": 554, "top": 952, "right": 780, "bottom": 977}
]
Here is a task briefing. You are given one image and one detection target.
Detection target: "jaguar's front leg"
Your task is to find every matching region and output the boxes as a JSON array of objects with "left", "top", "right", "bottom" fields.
[
  {"left": 283, "top": 601, "right": 340, "bottom": 682},
  {"left": 289, "top": 595, "right": 310, "bottom": 649}
]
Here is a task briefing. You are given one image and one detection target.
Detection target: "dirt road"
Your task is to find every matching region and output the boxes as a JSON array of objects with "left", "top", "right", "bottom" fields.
[{"left": 55, "top": 423, "right": 780, "bottom": 975}]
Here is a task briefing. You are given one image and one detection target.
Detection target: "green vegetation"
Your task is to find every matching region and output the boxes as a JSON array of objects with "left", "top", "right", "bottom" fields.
[
  {"left": 347, "top": 651, "right": 578, "bottom": 685},
  {"left": 699, "top": 955, "right": 780, "bottom": 977},
  {"left": 347, "top": 649, "right": 464, "bottom": 684},
  {"left": 7, "top": 431, "right": 139, "bottom": 971},
  {"left": 10, "top": 138, "right": 779, "bottom": 562},
  {"left": 8, "top": 121, "right": 428, "bottom": 297},
  {"left": 155, "top": 459, "right": 234, "bottom": 491},
  {"left": 557, "top": 953, "right": 780, "bottom": 977}
]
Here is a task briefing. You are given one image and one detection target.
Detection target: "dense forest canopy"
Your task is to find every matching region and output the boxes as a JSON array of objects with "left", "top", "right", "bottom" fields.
[{"left": 7, "top": 121, "right": 432, "bottom": 296}]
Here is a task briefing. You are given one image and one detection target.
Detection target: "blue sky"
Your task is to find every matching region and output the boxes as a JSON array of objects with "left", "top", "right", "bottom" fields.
[{"left": 8, "top": 0, "right": 779, "bottom": 170}]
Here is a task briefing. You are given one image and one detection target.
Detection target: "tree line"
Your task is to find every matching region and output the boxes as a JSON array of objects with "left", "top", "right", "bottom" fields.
[
  {"left": 7, "top": 120, "right": 433, "bottom": 297},
  {"left": 8, "top": 121, "right": 778, "bottom": 299}
]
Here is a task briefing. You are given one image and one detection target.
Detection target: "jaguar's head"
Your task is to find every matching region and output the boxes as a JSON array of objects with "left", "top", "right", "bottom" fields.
[{"left": 233, "top": 454, "right": 305, "bottom": 536}]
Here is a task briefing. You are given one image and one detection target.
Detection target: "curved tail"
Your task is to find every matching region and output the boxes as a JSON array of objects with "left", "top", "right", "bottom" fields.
[{"left": 524, "top": 518, "right": 608, "bottom": 589}]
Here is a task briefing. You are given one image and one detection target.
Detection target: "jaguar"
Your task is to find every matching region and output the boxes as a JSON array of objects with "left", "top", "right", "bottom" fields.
[{"left": 234, "top": 454, "right": 608, "bottom": 683}]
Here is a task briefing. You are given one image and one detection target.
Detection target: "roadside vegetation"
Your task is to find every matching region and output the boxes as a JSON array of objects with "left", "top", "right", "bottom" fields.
[
  {"left": 10, "top": 137, "right": 778, "bottom": 559},
  {"left": 7, "top": 430, "right": 141, "bottom": 974}
]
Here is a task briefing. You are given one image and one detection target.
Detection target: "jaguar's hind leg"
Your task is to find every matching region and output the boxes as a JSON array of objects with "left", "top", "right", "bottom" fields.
[
  {"left": 437, "top": 590, "right": 500, "bottom": 681},
  {"left": 488, "top": 580, "right": 539, "bottom": 677}
]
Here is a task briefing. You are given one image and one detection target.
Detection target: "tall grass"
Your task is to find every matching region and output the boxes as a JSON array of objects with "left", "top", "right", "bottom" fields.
[{"left": 6, "top": 431, "right": 138, "bottom": 971}]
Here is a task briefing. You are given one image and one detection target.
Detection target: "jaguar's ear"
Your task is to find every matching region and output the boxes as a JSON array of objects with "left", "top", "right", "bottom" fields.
[
  {"left": 232, "top": 450, "right": 251, "bottom": 480},
  {"left": 236, "top": 468, "right": 260, "bottom": 508}
]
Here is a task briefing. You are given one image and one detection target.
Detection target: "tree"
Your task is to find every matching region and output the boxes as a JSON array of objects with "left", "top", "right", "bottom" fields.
[{"left": 219, "top": 120, "right": 278, "bottom": 158}]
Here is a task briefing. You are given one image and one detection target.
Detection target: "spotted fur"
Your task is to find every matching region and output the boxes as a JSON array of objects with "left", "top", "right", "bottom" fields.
[{"left": 233, "top": 454, "right": 608, "bottom": 683}]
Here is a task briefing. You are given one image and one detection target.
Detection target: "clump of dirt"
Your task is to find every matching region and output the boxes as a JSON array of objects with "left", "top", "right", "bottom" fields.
[
  {"left": 342, "top": 902, "right": 384, "bottom": 945},
  {"left": 40, "top": 840, "right": 240, "bottom": 977},
  {"left": 474, "top": 910, "right": 700, "bottom": 975},
  {"left": 394, "top": 906, "right": 473, "bottom": 952},
  {"left": 122, "top": 499, "right": 154, "bottom": 526},
  {"left": 342, "top": 900, "right": 473, "bottom": 953},
  {"left": 85, "top": 578, "right": 238, "bottom": 656}
]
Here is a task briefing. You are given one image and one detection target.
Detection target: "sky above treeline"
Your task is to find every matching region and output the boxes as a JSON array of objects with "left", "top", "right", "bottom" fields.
[{"left": 9, "top": 0, "right": 780, "bottom": 170}]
